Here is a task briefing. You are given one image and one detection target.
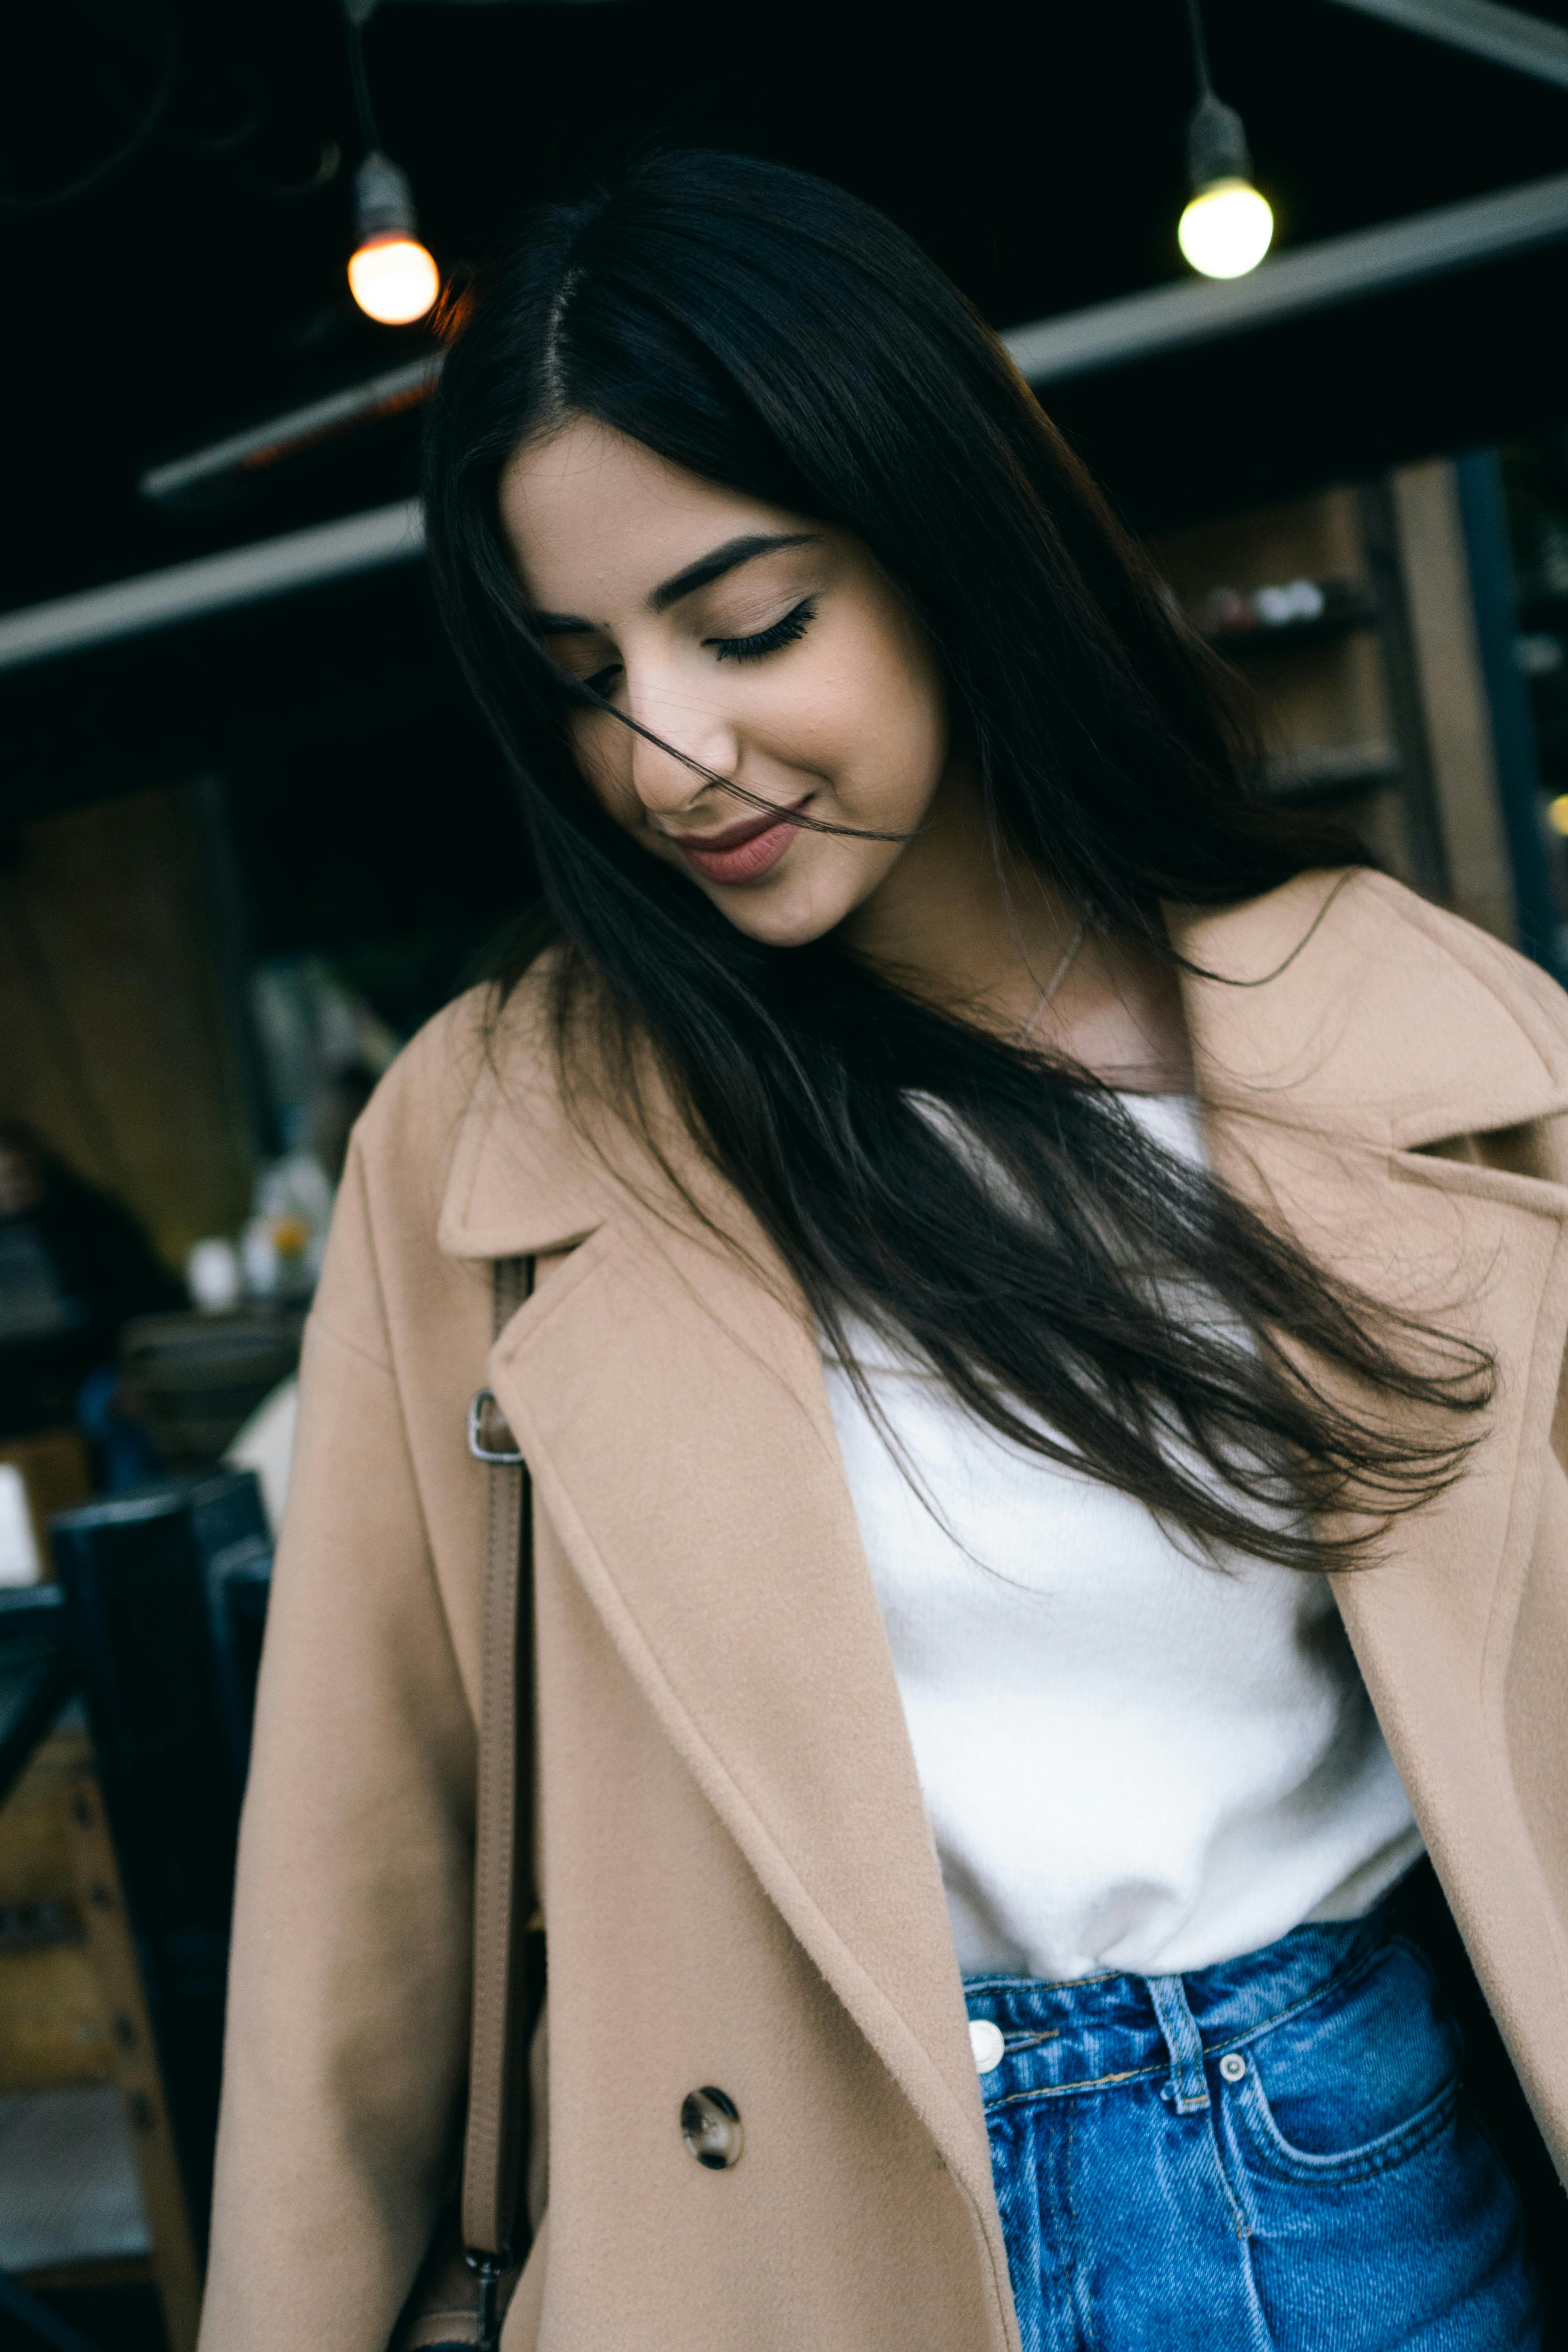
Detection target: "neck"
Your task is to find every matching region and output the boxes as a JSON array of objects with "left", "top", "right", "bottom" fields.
[{"left": 840, "top": 760, "right": 1194, "bottom": 1094}]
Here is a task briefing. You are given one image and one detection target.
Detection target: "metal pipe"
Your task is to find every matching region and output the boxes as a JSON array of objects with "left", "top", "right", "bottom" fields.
[
  {"left": 138, "top": 358, "right": 441, "bottom": 503},
  {"left": 1002, "top": 167, "right": 1568, "bottom": 385},
  {"left": 0, "top": 501, "right": 425, "bottom": 675},
  {"left": 1321, "top": 0, "right": 1568, "bottom": 89}
]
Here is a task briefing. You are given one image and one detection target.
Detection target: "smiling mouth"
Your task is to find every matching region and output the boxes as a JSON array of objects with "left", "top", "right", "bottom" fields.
[{"left": 664, "top": 794, "right": 813, "bottom": 886}]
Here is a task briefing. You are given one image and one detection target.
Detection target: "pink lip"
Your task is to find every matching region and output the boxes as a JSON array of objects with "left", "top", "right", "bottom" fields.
[{"left": 667, "top": 796, "right": 812, "bottom": 887}]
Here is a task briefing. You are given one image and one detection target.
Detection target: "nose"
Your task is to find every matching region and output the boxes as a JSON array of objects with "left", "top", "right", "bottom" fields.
[{"left": 624, "top": 670, "right": 740, "bottom": 818}]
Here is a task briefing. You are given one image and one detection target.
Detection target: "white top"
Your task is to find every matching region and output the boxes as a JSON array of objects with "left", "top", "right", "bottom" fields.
[{"left": 821, "top": 1094, "right": 1422, "bottom": 1983}]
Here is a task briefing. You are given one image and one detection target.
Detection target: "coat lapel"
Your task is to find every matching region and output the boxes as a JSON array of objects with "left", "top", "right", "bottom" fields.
[
  {"left": 439, "top": 996, "right": 998, "bottom": 2226},
  {"left": 1171, "top": 874, "right": 1568, "bottom": 1902},
  {"left": 483, "top": 1205, "right": 998, "bottom": 2207}
]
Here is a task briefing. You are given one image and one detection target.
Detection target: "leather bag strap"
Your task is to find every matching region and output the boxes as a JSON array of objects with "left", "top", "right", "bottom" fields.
[{"left": 461, "top": 1256, "right": 535, "bottom": 2290}]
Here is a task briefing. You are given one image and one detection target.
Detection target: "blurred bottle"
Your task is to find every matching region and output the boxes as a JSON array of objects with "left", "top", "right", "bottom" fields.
[
  {"left": 240, "top": 1152, "right": 335, "bottom": 1304},
  {"left": 187, "top": 1237, "right": 244, "bottom": 1315}
]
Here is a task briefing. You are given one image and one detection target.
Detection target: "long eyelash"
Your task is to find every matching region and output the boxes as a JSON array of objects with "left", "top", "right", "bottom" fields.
[
  {"left": 563, "top": 595, "right": 816, "bottom": 701},
  {"left": 710, "top": 598, "right": 816, "bottom": 665}
]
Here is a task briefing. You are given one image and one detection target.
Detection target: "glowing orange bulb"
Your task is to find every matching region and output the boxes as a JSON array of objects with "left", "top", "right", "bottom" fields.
[{"left": 348, "top": 231, "right": 441, "bottom": 326}]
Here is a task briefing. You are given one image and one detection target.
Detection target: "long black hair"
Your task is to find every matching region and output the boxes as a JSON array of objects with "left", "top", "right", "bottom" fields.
[{"left": 424, "top": 147, "right": 1486, "bottom": 1570}]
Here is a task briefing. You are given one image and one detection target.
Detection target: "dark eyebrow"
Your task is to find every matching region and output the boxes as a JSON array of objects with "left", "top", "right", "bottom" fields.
[
  {"left": 530, "top": 532, "right": 820, "bottom": 637},
  {"left": 648, "top": 532, "right": 819, "bottom": 615}
]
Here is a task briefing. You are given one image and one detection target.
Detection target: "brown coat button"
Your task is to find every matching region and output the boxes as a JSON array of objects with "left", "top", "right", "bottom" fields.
[{"left": 680, "top": 2086, "right": 743, "bottom": 2170}]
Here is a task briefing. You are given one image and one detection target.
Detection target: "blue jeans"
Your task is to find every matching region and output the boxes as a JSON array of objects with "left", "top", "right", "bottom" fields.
[{"left": 965, "top": 1906, "right": 1541, "bottom": 2349}]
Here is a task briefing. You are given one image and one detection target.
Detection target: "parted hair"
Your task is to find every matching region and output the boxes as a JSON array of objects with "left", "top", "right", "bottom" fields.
[{"left": 423, "top": 147, "right": 1487, "bottom": 1570}]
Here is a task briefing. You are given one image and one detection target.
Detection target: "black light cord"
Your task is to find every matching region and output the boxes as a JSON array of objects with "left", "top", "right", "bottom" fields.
[
  {"left": 1183, "top": 0, "right": 1216, "bottom": 98},
  {"left": 345, "top": 7, "right": 383, "bottom": 155}
]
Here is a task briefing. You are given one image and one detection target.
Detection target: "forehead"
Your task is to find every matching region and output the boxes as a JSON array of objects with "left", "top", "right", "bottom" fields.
[{"left": 499, "top": 416, "right": 791, "bottom": 617}]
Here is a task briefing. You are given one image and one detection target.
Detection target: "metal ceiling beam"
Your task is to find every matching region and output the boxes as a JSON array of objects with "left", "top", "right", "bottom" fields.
[
  {"left": 1003, "top": 167, "right": 1568, "bottom": 385},
  {"left": 1321, "top": 0, "right": 1568, "bottom": 89},
  {"left": 0, "top": 501, "right": 424, "bottom": 677},
  {"left": 139, "top": 359, "right": 441, "bottom": 505}
]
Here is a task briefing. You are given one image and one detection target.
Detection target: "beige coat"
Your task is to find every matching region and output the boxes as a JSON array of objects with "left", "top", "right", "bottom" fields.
[{"left": 200, "top": 869, "right": 1568, "bottom": 2351}]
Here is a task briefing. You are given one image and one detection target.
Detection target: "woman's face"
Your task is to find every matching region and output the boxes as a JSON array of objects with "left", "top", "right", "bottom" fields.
[{"left": 499, "top": 416, "right": 956, "bottom": 949}]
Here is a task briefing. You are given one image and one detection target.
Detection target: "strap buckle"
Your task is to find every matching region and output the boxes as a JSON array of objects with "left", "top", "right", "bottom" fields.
[
  {"left": 463, "top": 2249, "right": 510, "bottom": 2352},
  {"left": 468, "top": 1389, "right": 523, "bottom": 1465}
]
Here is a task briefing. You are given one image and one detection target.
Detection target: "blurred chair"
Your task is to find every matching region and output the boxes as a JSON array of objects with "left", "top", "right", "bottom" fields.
[
  {"left": 0, "top": 1590, "right": 191, "bottom": 2350},
  {"left": 0, "top": 1591, "right": 75, "bottom": 1815},
  {"left": 0, "top": 1471, "right": 278, "bottom": 2350},
  {"left": 49, "top": 1474, "right": 268, "bottom": 2259},
  {"left": 204, "top": 1536, "right": 272, "bottom": 1780}
]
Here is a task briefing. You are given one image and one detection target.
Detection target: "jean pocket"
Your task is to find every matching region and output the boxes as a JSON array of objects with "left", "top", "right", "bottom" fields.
[{"left": 1223, "top": 1935, "right": 1465, "bottom": 2186}]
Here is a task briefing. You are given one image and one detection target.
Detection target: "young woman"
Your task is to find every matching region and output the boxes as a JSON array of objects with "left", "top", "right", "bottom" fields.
[{"left": 200, "top": 152, "right": 1567, "bottom": 2350}]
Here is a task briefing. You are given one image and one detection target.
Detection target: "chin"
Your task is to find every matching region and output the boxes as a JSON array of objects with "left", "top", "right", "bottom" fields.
[{"left": 705, "top": 880, "right": 850, "bottom": 950}]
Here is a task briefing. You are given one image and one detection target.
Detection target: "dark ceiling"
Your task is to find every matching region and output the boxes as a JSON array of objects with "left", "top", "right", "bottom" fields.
[
  {"left": 8, "top": 0, "right": 1568, "bottom": 607},
  {"left": 4, "top": 0, "right": 1568, "bottom": 970}
]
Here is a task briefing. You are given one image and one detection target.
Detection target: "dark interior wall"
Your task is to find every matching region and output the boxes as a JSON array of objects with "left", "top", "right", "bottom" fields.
[
  {"left": 1, "top": 561, "right": 536, "bottom": 1043},
  {"left": 0, "top": 784, "right": 256, "bottom": 1267}
]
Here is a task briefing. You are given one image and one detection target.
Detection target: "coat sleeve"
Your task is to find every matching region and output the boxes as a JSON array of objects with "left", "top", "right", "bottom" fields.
[{"left": 199, "top": 1140, "right": 479, "bottom": 2350}]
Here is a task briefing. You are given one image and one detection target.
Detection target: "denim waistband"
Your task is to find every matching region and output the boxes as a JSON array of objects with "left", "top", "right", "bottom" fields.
[{"left": 963, "top": 1891, "right": 1412, "bottom": 2115}]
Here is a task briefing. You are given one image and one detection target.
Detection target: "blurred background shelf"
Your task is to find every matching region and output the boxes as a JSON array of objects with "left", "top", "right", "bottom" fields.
[
  {"left": 1260, "top": 740, "right": 1404, "bottom": 805},
  {"left": 1201, "top": 579, "right": 1381, "bottom": 656},
  {"left": 1151, "top": 460, "right": 1548, "bottom": 951}
]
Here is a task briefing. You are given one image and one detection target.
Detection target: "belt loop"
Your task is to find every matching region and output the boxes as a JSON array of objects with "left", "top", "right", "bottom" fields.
[{"left": 1146, "top": 1975, "right": 1209, "bottom": 2113}]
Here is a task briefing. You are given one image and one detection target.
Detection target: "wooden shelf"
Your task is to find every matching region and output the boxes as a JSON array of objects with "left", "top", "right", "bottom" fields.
[
  {"left": 1183, "top": 571, "right": 1379, "bottom": 657},
  {"left": 1207, "top": 599, "right": 1379, "bottom": 659},
  {"left": 1261, "top": 742, "right": 1401, "bottom": 806}
]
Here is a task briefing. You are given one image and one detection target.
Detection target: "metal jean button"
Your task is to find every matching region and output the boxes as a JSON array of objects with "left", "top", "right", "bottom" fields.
[
  {"left": 1219, "top": 2050, "right": 1247, "bottom": 2081},
  {"left": 681, "top": 2085, "right": 743, "bottom": 2169},
  {"left": 969, "top": 2018, "right": 1006, "bottom": 2074}
]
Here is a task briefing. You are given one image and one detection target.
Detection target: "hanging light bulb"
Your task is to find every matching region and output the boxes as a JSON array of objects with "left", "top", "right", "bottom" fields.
[
  {"left": 1176, "top": 4, "right": 1274, "bottom": 280},
  {"left": 348, "top": 149, "right": 440, "bottom": 325},
  {"left": 1178, "top": 177, "right": 1275, "bottom": 278},
  {"left": 1178, "top": 95, "right": 1274, "bottom": 278},
  {"left": 341, "top": 3, "right": 439, "bottom": 326}
]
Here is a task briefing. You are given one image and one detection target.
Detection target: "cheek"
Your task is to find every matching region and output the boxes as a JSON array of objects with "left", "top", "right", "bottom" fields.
[
  {"left": 742, "top": 615, "right": 943, "bottom": 807},
  {"left": 810, "top": 624, "right": 947, "bottom": 815}
]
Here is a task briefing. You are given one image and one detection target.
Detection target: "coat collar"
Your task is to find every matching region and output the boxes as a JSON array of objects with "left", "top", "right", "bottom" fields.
[
  {"left": 437, "top": 872, "right": 1568, "bottom": 2326},
  {"left": 1167, "top": 867, "right": 1568, "bottom": 1145},
  {"left": 436, "top": 973, "right": 623, "bottom": 1261}
]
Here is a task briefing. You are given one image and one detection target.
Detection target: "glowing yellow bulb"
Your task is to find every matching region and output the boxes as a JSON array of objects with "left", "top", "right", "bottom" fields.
[
  {"left": 1547, "top": 794, "right": 1568, "bottom": 837},
  {"left": 348, "top": 232, "right": 441, "bottom": 325},
  {"left": 1178, "top": 177, "right": 1275, "bottom": 279}
]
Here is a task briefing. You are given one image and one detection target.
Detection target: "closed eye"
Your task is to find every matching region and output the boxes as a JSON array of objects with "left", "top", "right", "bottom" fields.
[
  {"left": 561, "top": 594, "right": 817, "bottom": 700},
  {"left": 708, "top": 598, "right": 817, "bottom": 664}
]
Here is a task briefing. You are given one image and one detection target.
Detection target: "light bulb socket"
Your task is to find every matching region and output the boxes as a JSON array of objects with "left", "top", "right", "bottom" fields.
[
  {"left": 354, "top": 149, "right": 418, "bottom": 243},
  {"left": 1185, "top": 93, "right": 1252, "bottom": 192}
]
